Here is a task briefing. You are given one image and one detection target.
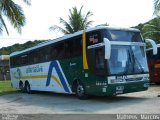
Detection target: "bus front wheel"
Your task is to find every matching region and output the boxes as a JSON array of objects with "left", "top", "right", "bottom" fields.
[{"left": 76, "top": 82, "right": 88, "bottom": 100}]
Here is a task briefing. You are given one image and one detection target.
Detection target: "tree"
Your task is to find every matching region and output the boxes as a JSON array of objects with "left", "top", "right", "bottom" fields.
[
  {"left": 0, "top": 40, "right": 44, "bottom": 55},
  {"left": 142, "top": 18, "right": 160, "bottom": 43},
  {"left": 0, "top": 0, "right": 31, "bottom": 35},
  {"left": 134, "top": 23, "right": 144, "bottom": 32},
  {"left": 49, "top": 6, "right": 93, "bottom": 34},
  {"left": 154, "top": 0, "right": 160, "bottom": 16}
]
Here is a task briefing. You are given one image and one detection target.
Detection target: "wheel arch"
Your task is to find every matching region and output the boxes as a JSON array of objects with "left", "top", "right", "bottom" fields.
[
  {"left": 24, "top": 80, "right": 30, "bottom": 85},
  {"left": 72, "top": 79, "right": 82, "bottom": 93},
  {"left": 19, "top": 80, "right": 23, "bottom": 86}
]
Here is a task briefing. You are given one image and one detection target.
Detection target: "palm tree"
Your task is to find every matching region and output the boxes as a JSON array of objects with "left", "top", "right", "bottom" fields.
[
  {"left": 154, "top": 0, "right": 160, "bottom": 16},
  {"left": 0, "top": 0, "right": 31, "bottom": 35},
  {"left": 49, "top": 6, "right": 93, "bottom": 34},
  {"left": 142, "top": 18, "right": 160, "bottom": 43}
]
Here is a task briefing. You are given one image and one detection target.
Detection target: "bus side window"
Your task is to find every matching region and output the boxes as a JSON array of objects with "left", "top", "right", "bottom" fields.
[
  {"left": 21, "top": 54, "right": 28, "bottom": 65},
  {"left": 28, "top": 52, "right": 34, "bottom": 64},
  {"left": 72, "top": 37, "right": 82, "bottom": 56},
  {"left": 44, "top": 46, "right": 51, "bottom": 61},
  {"left": 38, "top": 47, "right": 49, "bottom": 62},
  {"left": 50, "top": 44, "right": 57, "bottom": 60},
  {"left": 95, "top": 48, "right": 105, "bottom": 69},
  {"left": 93, "top": 48, "right": 106, "bottom": 77},
  {"left": 16, "top": 56, "right": 22, "bottom": 67},
  {"left": 65, "top": 36, "right": 82, "bottom": 58},
  {"left": 56, "top": 43, "right": 65, "bottom": 59},
  {"left": 87, "top": 31, "right": 101, "bottom": 46},
  {"left": 50, "top": 43, "right": 65, "bottom": 60},
  {"left": 64, "top": 41, "right": 70, "bottom": 58},
  {"left": 31, "top": 50, "right": 39, "bottom": 64},
  {"left": 12, "top": 56, "right": 20, "bottom": 67},
  {"left": 147, "top": 50, "right": 153, "bottom": 60}
]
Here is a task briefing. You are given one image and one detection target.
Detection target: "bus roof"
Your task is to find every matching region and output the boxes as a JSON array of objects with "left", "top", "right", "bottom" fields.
[{"left": 10, "top": 26, "right": 140, "bottom": 57}]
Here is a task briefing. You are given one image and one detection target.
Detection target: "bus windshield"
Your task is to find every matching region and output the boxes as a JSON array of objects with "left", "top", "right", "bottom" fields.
[
  {"left": 107, "top": 30, "right": 143, "bottom": 42},
  {"left": 108, "top": 45, "right": 148, "bottom": 75}
]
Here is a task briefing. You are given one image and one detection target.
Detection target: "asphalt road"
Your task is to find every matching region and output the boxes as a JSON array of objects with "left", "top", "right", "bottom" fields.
[{"left": 0, "top": 85, "right": 160, "bottom": 120}]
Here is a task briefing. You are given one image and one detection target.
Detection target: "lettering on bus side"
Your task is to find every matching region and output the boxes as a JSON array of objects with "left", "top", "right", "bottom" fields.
[{"left": 26, "top": 65, "right": 43, "bottom": 74}]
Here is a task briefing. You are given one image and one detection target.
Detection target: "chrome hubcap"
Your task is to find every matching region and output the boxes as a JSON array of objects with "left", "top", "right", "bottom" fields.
[{"left": 77, "top": 85, "right": 84, "bottom": 96}]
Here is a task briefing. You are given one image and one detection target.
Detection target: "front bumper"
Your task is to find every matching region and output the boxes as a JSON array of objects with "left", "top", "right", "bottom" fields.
[{"left": 86, "top": 80, "right": 149, "bottom": 96}]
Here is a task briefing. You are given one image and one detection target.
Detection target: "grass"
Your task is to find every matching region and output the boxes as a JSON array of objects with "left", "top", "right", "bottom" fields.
[{"left": 0, "top": 80, "right": 19, "bottom": 96}]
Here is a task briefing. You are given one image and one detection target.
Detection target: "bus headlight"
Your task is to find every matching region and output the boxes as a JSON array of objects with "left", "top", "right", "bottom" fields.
[
  {"left": 144, "top": 83, "right": 149, "bottom": 87},
  {"left": 116, "top": 86, "right": 124, "bottom": 91},
  {"left": 142, "top": 77, "right": 149, "bottom": 81}
]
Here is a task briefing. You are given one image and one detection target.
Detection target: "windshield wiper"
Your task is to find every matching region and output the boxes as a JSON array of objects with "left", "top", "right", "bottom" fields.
[
  {"left": 126, "top": 50, "right": 134, "bottom": 74},
  {"left": 130, "top": 51, "right": 144, "bottom": 74},
  {"left": 134, "top": 56, "right": 144, "bottom": 73}
]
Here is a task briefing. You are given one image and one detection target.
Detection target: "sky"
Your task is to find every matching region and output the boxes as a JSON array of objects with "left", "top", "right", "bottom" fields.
[{"left": 0, "top": 0, "right": 155, "bottom": 48}]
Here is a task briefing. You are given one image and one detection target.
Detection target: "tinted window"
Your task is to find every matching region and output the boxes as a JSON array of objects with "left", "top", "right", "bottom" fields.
[
  {"left": 95, "top": 48, "right": 104, "bottom": 69},
  {"left": 107, "top": 30, "right": 143, "bottom": 42},
  {"left": 147, "top": 50, "right": 153, "bottom": 59},
  {"left": 10, "top": 36, "right": 82, "bottom": 68},
  {"left": 87, "top": 31, "right": 101, "bottom": 46},
  {"left": 49, "top": 42, "right": 65, "bottom": 60},
  {"left": 65, "top": 36, "right": 82, "bottom": 58},
  {"left": 21, "top": 54, "right": 28, "bottom": 65},
  {"left": 95, "top": 47, "right": 106, "bottom": 76}
]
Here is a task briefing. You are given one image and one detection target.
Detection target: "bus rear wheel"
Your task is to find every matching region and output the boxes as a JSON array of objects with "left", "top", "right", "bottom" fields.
[
  {"left": 25, "top": 82, "right": 31, "bottom": 94},
  {"left": 76, "top": 82, "right": 88, "bottom": 100}
]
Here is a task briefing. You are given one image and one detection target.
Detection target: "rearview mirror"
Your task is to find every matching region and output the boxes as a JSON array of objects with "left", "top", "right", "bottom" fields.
[{"left": 145, "top": 39, "right": 157, "bottom": 55}]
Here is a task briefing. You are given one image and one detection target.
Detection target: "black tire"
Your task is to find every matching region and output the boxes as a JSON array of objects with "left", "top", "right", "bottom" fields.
[
  {"left": 76, "top": 82, "right": 88, "bottom": 100},
  {"left": 19, "top": 81, "right": 24, "bottom": 92},
  {"left": 25, "top": 82, "right": 31, "bottom": 94}
]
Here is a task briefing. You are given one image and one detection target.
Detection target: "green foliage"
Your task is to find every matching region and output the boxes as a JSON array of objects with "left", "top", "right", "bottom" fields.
[
  {"left": 0, "top": 80, "right": 18, "bottom": 96},
  {"left": 134, "top": 17, "right": 160, "bottom": 43},
  {"left": 134, "top": 23, "right": 144, "bottom": 32},
  {"left": 49, "top": 6, "right": 93, "bottom": 34},
  {"left": 0, "top": 40, "right": 45, "bottom": 55},
  {"left": 0, "top": 0, "right": 31, "bottom": 35},
  {"left": 154, "top": 0, "right": 160, "bottom": 16},
  {"left": 142, "top": 18, "right": 160, "bottom": 43},
  {"left": 22, "top": 0, "right": 31, "bottom": 6}
]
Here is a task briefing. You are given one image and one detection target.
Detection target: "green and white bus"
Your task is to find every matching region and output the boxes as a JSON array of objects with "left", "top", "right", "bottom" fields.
[{"left": 10, "top": 26, "right": 157, "bottom": 99}]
